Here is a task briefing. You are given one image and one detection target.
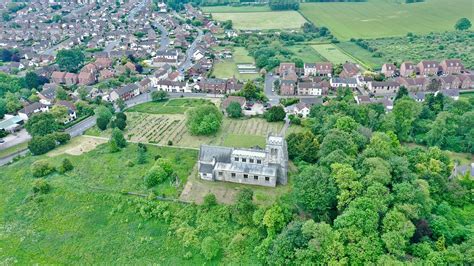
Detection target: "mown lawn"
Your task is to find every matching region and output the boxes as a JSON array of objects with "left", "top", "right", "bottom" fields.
[
  {"left": 212, "top": 46, "right": 260, "bottom": 80},
  {"left": 222, "top": 134, "right": 266, "bottom": 148},
  {"left": 300, "top": 0, "right": 474, "bottom": 40},
  {"left": 212, "top": 11, "right": 307, "bottom": 30},
  {"left": 311, "top": 44, "right": 355, "bottom": 65},
  {"left": 125, "top": 98, "right": 214, "bottom": 114},
  {"left": 0, "top": 143, "right": 204, "bottom": 264},
  {"left": 336, "top": 42, "right": 386, "bottom": 70},
  {"left": 287, "top": 45, "right": 327, "bottom": 63}
]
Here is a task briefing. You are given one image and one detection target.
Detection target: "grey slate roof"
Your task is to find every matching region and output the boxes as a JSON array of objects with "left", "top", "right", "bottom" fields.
[{"left": 199, "top": 145, "right": 233, "bottom": 163}]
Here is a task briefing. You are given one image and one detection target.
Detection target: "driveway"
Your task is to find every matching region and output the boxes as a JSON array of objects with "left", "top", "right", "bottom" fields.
[{"left": 0, "top": 129, "right": 31, "bottom": 151}]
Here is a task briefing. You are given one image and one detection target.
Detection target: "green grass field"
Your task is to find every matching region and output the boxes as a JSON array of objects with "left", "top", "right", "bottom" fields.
[
  {"left": 0, "top": 143, "right": 210, "bottom": 264},
  {"left": 125, "top": 98, "right": 214, "bottom": 114},
  {"left": 311, "top": 44, "right": 354, "bottom": 65},
  {"left": 336, "top": 42, "right": 386, "bottom": 70},
  {"left": 300, "top": 0, "right": 474, "bottom": 40},
  {"left": 212, "top": 11, "right": 307, "bottom": 30},
  {"left": 212, "top": 47, "right": 260, "bottom": 80},
  {"left": 202, "top": 5, "right": 271, "bottom": 13},
  {"left": 222, "top": 134, "right": 266, "bottom": 148},
  {"left": 287, "top": 45, "right": 327, "bottom": 63}
]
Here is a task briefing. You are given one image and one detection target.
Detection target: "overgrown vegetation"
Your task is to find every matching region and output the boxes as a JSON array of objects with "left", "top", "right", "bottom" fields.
[{"left": 353, "top": 31, "right": 474, "bottom": 69}]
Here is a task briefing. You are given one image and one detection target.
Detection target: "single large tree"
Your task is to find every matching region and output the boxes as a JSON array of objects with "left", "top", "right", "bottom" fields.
[
  {"left": 226, "top": 101, "right": 242, "bottom": 118},
  {"left": 264, "top": 106, "right": 286, "bottom": 122},
  {"left": 56, "top": 49, "right": 85, "bottom": 73},
  {"left": 186, "top": 105, "right": 223, "bottom": 135},
  {"left": 25, "top": 112, "right": 59, "bottom": 137},
  {"left": 454, "top": 18, "right": 471, "bottom": 31}
]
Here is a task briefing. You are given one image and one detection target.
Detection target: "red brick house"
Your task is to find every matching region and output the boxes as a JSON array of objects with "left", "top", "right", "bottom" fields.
[
  {"left": 439, "top": 59, "right": 464, "bottom": 75},
  {"left": 417, "top": 60, "right": 439, "bottom": 76},
  {"left": 197, "top": 78, "right": 227, "bottom": 94},
  {"left": 339, "top": 62, "right": 360, "bottom": 78},
  {"left": 51, "top": 71, "right": 66, "bottom": 84},
  {"left": 280, "top": 80, "right": 296, "bottom": 96},
  {"left": 381, "top": 63, "right": 397, "bottom": 77},
  {"left": 399, "top": 62, "right": 416, "bottom": 77},
  {"left": 78, "top": 71, "right": 96, "bottom": 85},
  {"left": 64, "top": 73, "right": 78, "bottom": 85},
  {"left": 278, "top": 63, "right": 296, "bottom": 75}
]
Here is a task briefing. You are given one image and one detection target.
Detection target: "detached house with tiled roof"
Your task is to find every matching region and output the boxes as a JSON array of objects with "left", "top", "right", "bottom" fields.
[{"left": 439, "top": 59, "right": 464, "bottom": 75}]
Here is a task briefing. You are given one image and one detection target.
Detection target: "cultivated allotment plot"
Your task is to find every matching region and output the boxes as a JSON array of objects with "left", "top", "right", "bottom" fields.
[{"left": 125, "top": 112, "right": 286, "bottom": 148}]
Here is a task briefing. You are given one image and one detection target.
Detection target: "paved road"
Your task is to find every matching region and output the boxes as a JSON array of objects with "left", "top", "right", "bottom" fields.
[
  {"left": 0, "top": 129, "right": 30, "bottom": 151},
  {"left": 264, "top": 73, "right": 280, "bottom": 105},
  {"left": 152, "top": 21, "right": 170, "bottom": 51},
  {"left": 0, "top": 149, "right": 28, "bottom": 166},
  {"left": 178, "top": 27, "right": 203, "bottom": 72},
  {"left": 66, "top": 116, "right": 97, "bottom": 137}
]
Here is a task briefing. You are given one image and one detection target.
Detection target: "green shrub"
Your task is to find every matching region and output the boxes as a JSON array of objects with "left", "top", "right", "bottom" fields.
[
  {"left": 31, "top": 160, "right": 55, "bottom": 177},
  {"left": 58, "top": 158, "right": 74, "bottom": 173},
  {"left": 144, "top": 165, "right": 168, "bottom": 188},
  {"left": 28, "top": 135, "right": 56, "bottom": 155},
  {"left": 201, "top": 236, "right": 220, "bottom": 260},
  {"left": 203, "top": 193, "right": 218, "bottom": 208},
  {"left": 32, "top": 178, "right": 51, "bottom": 195},
  {"left": 52, "top": 132, "right": 71, "bottom": 145}
]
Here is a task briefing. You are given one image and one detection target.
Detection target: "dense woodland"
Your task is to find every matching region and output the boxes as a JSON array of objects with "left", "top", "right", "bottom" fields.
[{"left": 98, "top": 88, "right": 473, "bottom": 264}]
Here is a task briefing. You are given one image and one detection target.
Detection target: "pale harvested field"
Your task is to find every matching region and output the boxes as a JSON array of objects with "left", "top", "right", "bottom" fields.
[{"left": 47, "top": 136, "right": 107, "bottom": 157}]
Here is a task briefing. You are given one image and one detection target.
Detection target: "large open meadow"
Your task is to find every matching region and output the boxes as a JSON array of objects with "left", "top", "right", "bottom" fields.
[
  {"left": 300, "top": 0, "right": 474, "bottom": 40},
  {"left": 211, "top": 11, "right": 307, "bottom": 30}
]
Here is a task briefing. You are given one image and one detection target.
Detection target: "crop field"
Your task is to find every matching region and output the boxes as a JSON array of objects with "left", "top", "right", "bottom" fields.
[
  {"left": 212, "top": 47, "right": 260, "bottom": 80},
  {"left": 300, "top": 0, "right": 474, "bottom": 40},
  {"left": 211, "top": 11, "right": 307, "bottom": 30},
  {"left": 126, "top": 98, "right": 215, "bottom": 114},
  {"left": 202, "top": 5, "right": 271, "bottom": 13},
  {"left": 311, "top": 44, "right": 354, "bottom": 65},
  {"left": 124, "top": 112, "right": 287, "bottom": 148}
]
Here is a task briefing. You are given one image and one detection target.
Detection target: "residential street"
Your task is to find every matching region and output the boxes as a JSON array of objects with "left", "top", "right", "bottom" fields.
[
  {"left": 264, "top": 72, "right": 280, "bottom": 105},
  {"left": 178, "top": 28, "right": 203, "bottom": 72}
]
